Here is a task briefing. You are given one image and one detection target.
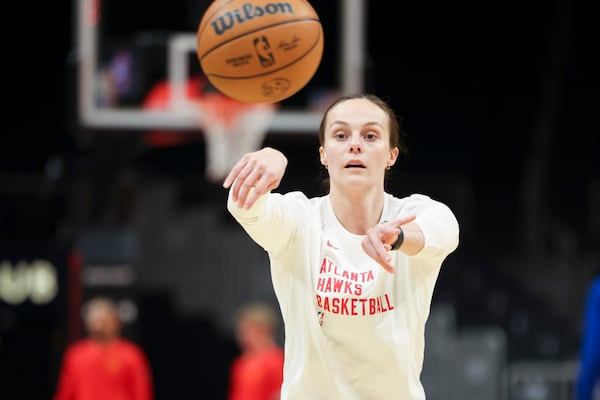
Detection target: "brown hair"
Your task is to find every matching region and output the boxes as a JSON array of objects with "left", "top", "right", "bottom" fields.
[
  {"left": 83, "top": 297, "right": 120, "bottom": 322},
  {"left": 234, "top": 302, "right": 279, "bottom": 333}
]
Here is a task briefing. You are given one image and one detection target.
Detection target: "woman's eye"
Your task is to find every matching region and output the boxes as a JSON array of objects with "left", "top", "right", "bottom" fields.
[
  {"left": 335, "top": 131, "right": 347, "bottom": 140},
  {"left": 364, "top": 132, "right": 377, "bottom": 141}
]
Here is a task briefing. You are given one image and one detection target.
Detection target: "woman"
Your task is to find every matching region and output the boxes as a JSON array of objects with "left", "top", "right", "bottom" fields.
[
  {"left": 223, "top": 94, "right": 460, "bottom": 399},
  {"left": 53, "top": 297, "right": 154, "bottom": 400},
  {"left": 228, "top": 302, "right": 285, "bottom": 400}
]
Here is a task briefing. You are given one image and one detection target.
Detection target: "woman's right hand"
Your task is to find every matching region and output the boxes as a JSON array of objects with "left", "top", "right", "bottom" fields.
[
  {"left": 222, "top": 147, "right": 288, "bottom": 209},
  {"left": 362, "top": 216, "right": 418, "bottom": 273}
]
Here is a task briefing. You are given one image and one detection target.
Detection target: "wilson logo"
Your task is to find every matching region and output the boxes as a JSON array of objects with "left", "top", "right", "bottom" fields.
[{"left": 211, "top": 2, "right": 295, "bottom": 35}]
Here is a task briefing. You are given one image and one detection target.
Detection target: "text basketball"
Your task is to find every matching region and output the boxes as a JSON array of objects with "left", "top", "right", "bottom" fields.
[{"left": 197, "top": 0, "right": 324, "bottom": 103}]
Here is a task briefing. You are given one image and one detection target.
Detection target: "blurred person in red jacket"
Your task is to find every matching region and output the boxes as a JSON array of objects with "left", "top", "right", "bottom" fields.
[
  {"left": 53, "top": 296, "right": 153, "bottom": 400},
  {"left": 228, "top": 302, "right": 284, "bottom": 400}
]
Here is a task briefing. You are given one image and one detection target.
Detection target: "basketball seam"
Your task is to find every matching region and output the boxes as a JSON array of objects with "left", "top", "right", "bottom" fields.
[
  {"left": 197, "top": 18, "right": 321, "bottom": 60},
  {"left": 204, "top": 28, "right": 322, "bottom": 80}
]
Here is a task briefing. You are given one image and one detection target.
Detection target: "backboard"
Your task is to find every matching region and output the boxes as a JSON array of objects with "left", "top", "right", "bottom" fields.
[{"left": 76, "top": 0, "right": 366, "bottom": 134}]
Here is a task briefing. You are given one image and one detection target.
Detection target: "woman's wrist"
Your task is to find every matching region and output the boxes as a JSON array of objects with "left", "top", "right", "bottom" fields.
[{"left": 391, "top": 227, "right": 404, "bottom": 250}]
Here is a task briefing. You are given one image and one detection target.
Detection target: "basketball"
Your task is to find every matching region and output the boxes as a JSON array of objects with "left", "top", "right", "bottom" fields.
[{"left": 196, "top": 0, "right": 324, "bottom": 103}]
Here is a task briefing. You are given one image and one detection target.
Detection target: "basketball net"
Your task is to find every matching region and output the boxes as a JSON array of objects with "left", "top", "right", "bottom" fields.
[{"left": 198, "top": 92, "right": 277, "bottom": 183}]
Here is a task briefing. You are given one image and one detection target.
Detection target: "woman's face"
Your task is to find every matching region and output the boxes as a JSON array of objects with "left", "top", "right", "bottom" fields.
[
  {"left": 235, "top": 318, "right": 269, "bottom": 352},
  {"left": 319, "top": 98, "right": 398, "bottom": 189},
  {"left": 85, "top": 306, "right": 121, "bottom": 342}
]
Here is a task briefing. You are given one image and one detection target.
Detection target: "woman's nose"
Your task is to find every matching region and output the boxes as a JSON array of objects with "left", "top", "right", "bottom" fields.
[{"left": 349, "top": 133, "right": 362, "bottom": 152}]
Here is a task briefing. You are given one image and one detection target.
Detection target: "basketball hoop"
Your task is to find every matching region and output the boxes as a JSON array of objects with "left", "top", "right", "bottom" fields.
[{"left": 198, "top": 93, "right": 277, "bottom": 183}]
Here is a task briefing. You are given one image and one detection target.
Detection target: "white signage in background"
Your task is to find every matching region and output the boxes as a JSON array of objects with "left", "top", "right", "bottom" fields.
[
  {"left": 0, "top": 260, "right": 59, "bottom": 305},
  {"left": 82, "top": 265, "right": 135, "bottom": 287}
]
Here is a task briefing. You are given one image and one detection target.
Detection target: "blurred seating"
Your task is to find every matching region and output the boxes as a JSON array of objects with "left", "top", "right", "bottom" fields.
[
  {"left": 505, "top": 360, "right": 578, "bottom": 400},
  {"left": 422, "top": 246, "right": 584, "bottom": 399},
  {"left": 423, "top": 305, "right": 506, "bottom": 400}
]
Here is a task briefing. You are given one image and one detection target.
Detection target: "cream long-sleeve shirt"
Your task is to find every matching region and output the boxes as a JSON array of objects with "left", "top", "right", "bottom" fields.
[{"left": 228, "top": 190, "right": 459, "bottom": 400}]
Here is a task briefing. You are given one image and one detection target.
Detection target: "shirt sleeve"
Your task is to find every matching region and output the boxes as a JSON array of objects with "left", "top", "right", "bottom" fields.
[
  {"left": 53, "top": 347, "right": 77, "bottom": 400},
  {"left": 401, "top": 194, "right": 460, "bottom": 262},
  {"left": 227, "top": 189, "right": 313, "bottom": 257},
  {"left": 128, "top": 345, "right": 154, "bottom": 400},
  {"left": 265, "top": 350, "right": 285, "bottom": 399}
]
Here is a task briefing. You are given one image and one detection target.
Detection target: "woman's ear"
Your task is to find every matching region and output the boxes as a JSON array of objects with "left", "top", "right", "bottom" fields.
[
  {"left": 319, "top": 146, "right": 327, "bottom": 167},
  {"left": 388, "top": 147, "right": 399, "bottom": 167}
]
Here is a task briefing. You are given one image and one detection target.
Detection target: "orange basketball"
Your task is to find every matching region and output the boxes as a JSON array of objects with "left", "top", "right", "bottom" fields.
[{"left": 196, "top": 0, "right": 324, "bottom": 103}]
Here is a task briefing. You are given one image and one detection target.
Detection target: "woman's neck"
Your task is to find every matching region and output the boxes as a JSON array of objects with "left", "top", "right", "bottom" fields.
[
  {"left": 245, "top": 338, "right": 278, "bottom": 355},
  {"left": 329, "top": 186, "right": 384, "bottom": 235}
]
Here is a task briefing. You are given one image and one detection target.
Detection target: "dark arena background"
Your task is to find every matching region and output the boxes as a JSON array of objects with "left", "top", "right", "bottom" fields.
[{"left": 2, "top": 0, "right": 598, "bottom": 399}]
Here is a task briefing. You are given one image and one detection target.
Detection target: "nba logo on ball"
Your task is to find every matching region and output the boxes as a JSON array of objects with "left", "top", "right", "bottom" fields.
[{"left": 196, "top": 0, "right": 324, "bottom": 103}]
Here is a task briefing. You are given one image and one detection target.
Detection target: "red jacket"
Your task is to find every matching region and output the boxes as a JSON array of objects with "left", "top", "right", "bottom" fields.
[
  {"left": 228, "top": 347, "right": 284, "bottom": 400},
  {"left": 53, "top": 338, "right": 153, "bottom": 400}
]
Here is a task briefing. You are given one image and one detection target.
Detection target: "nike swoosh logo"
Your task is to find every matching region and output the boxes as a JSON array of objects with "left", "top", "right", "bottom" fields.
[{"left": 326, "top": 240, "right": 339, "bottom": 250}]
